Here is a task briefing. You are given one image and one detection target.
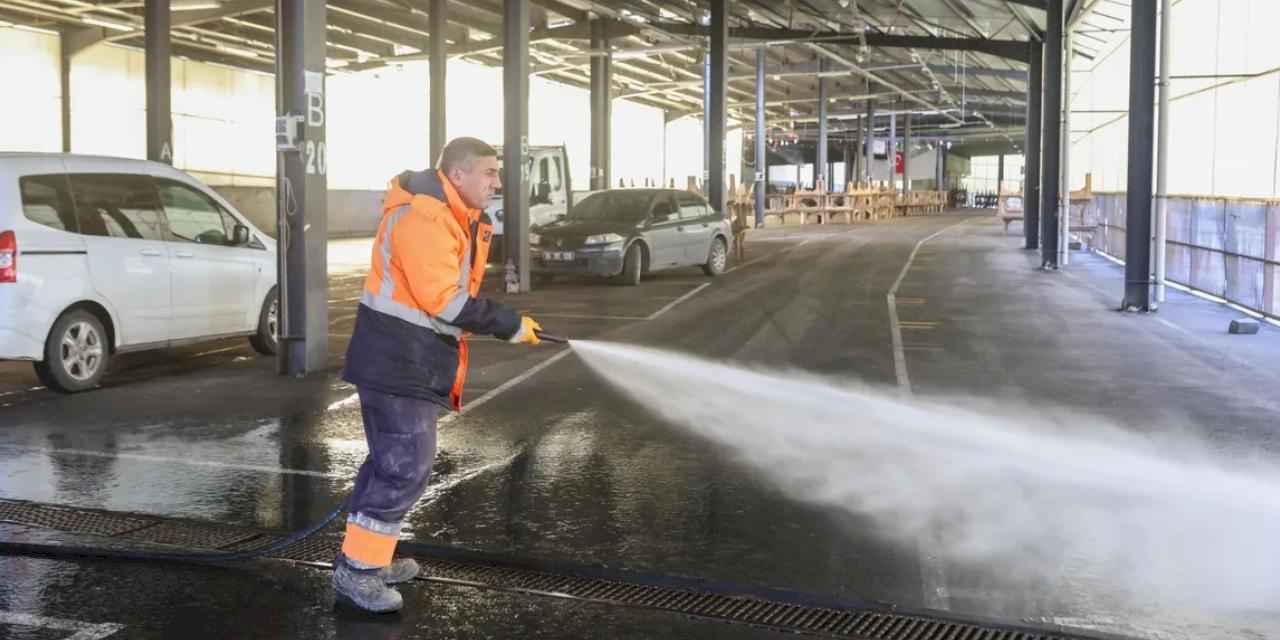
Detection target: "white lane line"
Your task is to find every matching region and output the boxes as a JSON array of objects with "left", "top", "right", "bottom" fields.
[
  {"left": 440, "top": 349, "right": 575, "bottom": 426},
  {"left": 420, "top": 451, "right": 522, "bottom": 502},
  {"left": 1155, "top": 317, "right": 1190, "bottom": 335},
  {"left": 0, "top": 444, "right": 343, "bottom": 479},
  {"left": 646, "top": 283, "right": 711, "bottom": 321},
  {"left": 887, "top": 219, "right": 970, "bottom": 391},
  {"left": 885, "top": 218, "right": 970, "bottom": 613},
  {"left": 723, "top": 252, "right": 774, "bottom": 274},
  {"left": 0, "top": 612, "right": 124, "bottom": 639}
]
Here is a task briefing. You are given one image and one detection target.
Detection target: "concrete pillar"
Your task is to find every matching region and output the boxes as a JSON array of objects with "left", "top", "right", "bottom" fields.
[
  {"left": 754, "top": 47, "right": 766, "bottom": 227},
  {"left": 504, "top": 0, "right": 531, "bottom": 292},
  {"left": 145, "top": 0, "right": 172, "bottom": 164},
  {"left": 428, "top": 0, "right": 447, "bottom": 165},
  {"left": 707, "top": 0, "right": 728, "bottom": 214},
  {"left": 590, "top": 18, "right": 612, "bottom": 191},
  {"left": 817, "top": 59, "right": 828, "bottom": 190},
  {"left": 1041, "top": 0, "right": 1063, "bottom": 268},
  {"left": 1025, "top": 41, "right": 1044, "bottom": 250},
  {"left": 1121, "top": 0, "right": 1158, "bottom": 311},
  {"left": 274, "top": 0, "right": 329, "bottom": 375}
]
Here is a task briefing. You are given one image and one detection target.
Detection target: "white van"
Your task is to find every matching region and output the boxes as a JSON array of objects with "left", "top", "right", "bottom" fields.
[{"left": 0, "top": 153, "right": 278, "bottom": 392}]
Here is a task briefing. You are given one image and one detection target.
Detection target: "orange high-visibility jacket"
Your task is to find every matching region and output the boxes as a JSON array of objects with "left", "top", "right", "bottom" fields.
[{"left": 343, "top": 169, "right": 520, "bottom": 410}]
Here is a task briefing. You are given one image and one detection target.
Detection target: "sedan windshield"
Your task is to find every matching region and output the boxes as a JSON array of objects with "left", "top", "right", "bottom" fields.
[{"left": 568, "top": 191, "right": 654, "bottom": 221}]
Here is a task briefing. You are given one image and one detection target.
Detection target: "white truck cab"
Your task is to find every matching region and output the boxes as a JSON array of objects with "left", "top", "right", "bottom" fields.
[{"left": 487, "top": 145, "right": 574, "bottom": 238}]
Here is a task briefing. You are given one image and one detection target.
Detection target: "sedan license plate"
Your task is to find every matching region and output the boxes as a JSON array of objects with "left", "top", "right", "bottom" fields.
[{"left": 543, "top": 251, "right": 575, "bottom": 262}]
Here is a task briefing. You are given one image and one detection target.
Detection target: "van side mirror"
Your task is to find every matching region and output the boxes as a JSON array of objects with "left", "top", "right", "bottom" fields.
[{"left": 233, "top": 224, "right": 251, "bottom": 245}]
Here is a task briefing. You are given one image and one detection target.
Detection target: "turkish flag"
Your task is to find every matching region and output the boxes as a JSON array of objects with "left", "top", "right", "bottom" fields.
[{"left": 895, "top": 151, "right": 904, "bottom": 175}]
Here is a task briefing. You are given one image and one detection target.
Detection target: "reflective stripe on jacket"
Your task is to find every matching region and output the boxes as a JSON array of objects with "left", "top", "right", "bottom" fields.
[{"left": 342, "top": 169, "right": 520, "bottom": 410}]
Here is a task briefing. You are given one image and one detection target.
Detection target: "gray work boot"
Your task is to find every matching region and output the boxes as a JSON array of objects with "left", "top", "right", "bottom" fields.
[
  {"left": 334, "top": 558, "right": 403, "bottom": 613},
  {"left": 378, "top": 558, "right": 420, "bottom": 585}
]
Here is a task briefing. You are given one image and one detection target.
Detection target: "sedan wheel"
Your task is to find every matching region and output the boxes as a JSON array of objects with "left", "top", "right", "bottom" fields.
[{"left": 702, "top": 238, "right": 728, "bottom": 277}]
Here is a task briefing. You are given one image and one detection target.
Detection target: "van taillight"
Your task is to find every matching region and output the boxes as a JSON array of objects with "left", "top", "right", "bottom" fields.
[{"left": 0, "top": 231, "right": 15, "bottom": 283}]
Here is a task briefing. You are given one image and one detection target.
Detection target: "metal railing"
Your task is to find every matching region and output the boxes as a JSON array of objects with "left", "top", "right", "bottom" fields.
[{"left": 1080, "top": 192, "right": 1279, "bottom": 319}]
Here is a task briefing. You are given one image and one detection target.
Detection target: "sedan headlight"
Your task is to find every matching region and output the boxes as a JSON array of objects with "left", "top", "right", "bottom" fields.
[{"left": 585, "top": 233, "right": 624, "bottom": 246}]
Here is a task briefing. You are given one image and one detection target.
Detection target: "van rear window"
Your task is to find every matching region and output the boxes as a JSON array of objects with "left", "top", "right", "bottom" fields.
[{"left": 19, "top": 175, "right": 79, "bottom": 233}]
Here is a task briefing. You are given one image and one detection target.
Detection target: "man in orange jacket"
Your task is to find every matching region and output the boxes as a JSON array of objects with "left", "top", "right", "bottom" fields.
[{"left": 335, "top": 137, "right": 542, "bottom": 612}]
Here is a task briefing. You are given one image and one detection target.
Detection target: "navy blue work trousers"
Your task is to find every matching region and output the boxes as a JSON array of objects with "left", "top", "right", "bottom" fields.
[{"left": 347, "top": 387, "right": 439, "bottom": 530}]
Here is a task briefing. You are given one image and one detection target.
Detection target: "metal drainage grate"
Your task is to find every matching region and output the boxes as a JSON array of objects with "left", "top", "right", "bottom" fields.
[
  {"left": 0, "top": 499, "right": 1105, "bottom": 640},
  {"left": 0, "top": 499, "right": 151, "bottom": 537},
  {"left": 119, "top": 520, "right": 261, "bottom": 550}
]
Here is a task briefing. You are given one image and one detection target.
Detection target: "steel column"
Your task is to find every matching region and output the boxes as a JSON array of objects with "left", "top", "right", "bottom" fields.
[
  {"left": 504, "top": 0, "right": 531, "bottom": 293},
  {"left": 865, "top": 79, "right": 875, "bottom": 183},
  {"left": 1024, "top": 41, "right": 1043, "bottom": 250},
  {"left": 1040, "top": 0, "right": 1063, "bottom": 269},
  {"left": 903, "top": 113, "right": 911, "bottom": 193},
  {"left": 853, "top": 112, "right": 863, "bottom": 183},
  {"left": 59, "top": 37, "right": 71, "bottom": 153},
  {"left": 1122, "top": 0, "right": 1158, "bottom": 311},
  {"left": 755, "top": 47, "right": 766, "bottom": 227},
  {"left": 145, "top": 0, "right": 172, "bottom": 164},
  {"left": 707, "top": 0, "right": 728, "bottom": 214},
  {"left": 997, "top": 153, "right": 1005, "bottom": 194},
  {"left": 274, "top": 0, "right": 328, "bottom": 376},
  {"left": 590, "top": 18, "right": 612, "bottom": 191},
  {"left": 1154, "top": 0, "right": 1172, "bottom": 301},
  {"left": 817, "top": 59, "right": 828, "bottom": 189},
  {"left": 429, "top": 0, "right": 447, "bottom": 165},
  {"left": 889, "top": 110, "right": 897, "bottom": 192},
  {"left": 703, "top": 50, "right": 711, "bottom": 190},
  {"left": 1061, "top": 25, "right": 1073, "bottom": 267}
]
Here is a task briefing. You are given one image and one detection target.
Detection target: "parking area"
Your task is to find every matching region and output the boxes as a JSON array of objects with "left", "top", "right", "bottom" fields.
[
  {"left": 3, "top": 215, "right": 1279, "bottom": 639},
  {"left": 5, "top": 0, "right": 1280, "bottom": 637}
]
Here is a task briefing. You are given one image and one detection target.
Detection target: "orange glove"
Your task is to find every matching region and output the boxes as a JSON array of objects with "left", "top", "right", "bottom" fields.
[{"left": 508, "top": 316, "right": 542, "bottom": 345}]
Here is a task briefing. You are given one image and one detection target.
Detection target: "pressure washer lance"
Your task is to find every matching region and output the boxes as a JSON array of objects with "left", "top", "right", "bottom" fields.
[{"left": 534, "top": 330, "right": 570, "bottom": 344}]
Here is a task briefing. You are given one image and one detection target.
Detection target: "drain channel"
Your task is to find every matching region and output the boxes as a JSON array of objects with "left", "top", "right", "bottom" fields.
[{"left": 0, "top": 499, "right": 1114, "bottom": 640}]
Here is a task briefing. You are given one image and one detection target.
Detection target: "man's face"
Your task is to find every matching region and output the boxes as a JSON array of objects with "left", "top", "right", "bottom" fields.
[{"left": 448, "top": 155, "right": 502, "bottom": 210}]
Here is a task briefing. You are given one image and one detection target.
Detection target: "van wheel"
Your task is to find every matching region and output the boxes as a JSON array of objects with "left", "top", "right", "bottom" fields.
[
  {"left": 702, "top": 237, "right": 728, "bottom": 277},
  {"left": 249, "top": 288, "right": 279, "bottom": 356},
  {"left": 613, "top": 244, "right": 642, "bottom": 286},
  {"left": 36, "top": 309, "right": 110, "bottom": 393}
]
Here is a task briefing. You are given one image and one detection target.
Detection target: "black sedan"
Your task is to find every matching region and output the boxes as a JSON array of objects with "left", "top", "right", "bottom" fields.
[{"left": 531, "top": 189, "right": 733, "bottom": 285}]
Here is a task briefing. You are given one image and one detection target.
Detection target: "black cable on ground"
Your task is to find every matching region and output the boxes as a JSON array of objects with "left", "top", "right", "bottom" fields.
[{"left": 0, "top": 503, "right": 345, "bottom": 566}]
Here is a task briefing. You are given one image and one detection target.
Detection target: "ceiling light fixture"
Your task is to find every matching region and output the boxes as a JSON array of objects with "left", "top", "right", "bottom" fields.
[{"left": 172, "top": 0, "right": 223, "bottom": 10}]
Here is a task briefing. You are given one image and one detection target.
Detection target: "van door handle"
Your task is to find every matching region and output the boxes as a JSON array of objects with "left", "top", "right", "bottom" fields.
[
  {"left": 175, "top": 251, "right": 195, "bottom": 259},
  {"left": 139, "top": 248, "right": 162, "bottom": 257}
]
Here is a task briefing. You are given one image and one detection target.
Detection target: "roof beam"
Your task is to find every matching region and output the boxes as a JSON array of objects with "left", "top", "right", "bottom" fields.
[{"left": 651, "top": 23, "right": 1032, "bottom": 62}]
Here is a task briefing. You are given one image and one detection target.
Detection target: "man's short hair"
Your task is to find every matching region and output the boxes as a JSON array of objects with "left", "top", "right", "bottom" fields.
[{"left": 438, "top": 137, "right": 498, "bottom": 174}]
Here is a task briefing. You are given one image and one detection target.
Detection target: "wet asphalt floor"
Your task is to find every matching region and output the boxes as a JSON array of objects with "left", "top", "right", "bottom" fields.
[{"left": 2, "top": 214, "right": 1280, "bottom": 639}]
